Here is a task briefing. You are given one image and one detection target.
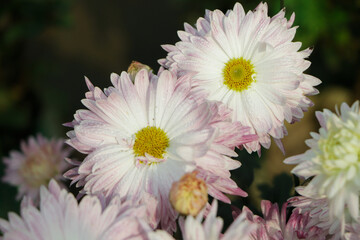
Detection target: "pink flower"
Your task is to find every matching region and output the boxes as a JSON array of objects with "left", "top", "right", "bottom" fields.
[
  {"left": 345, "top": 221, "right": 360, "bottom": 240},
  {"left": 64, "top": 69, "right": 255, "bottom": 232},
  {"left": 160, "top": 2, "right": 320, "bottom": 153},
  {"left": 239, "top": 200, "right": 330, "bottom": 240},
  {"left": 288, "top": 189, "right": 341, "bottom": 239},
  {"left": 0, "top": 179, "right": 151, "bottom": 240},
  {"left": 2, "top": 135, "right": 71, "bottom": 203}
]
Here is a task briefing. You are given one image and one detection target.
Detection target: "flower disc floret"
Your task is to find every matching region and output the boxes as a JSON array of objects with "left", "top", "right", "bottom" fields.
[
  {"left": 223, "top": 58, "right": 256, "bottom": 92},
  {"left": 133, "top": 126, "right": 169, "bottom": 159}
]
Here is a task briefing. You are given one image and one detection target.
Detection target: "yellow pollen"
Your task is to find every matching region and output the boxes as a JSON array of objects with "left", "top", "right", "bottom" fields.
[
  {"left": 133, "top": 126, "right": 169, "bottom": 159},
  {"left": 222, "top": 58, "right": 256, "bottom": 92}
]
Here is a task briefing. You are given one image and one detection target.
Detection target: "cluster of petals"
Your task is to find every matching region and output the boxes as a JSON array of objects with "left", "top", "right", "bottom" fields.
[
  {"left": 2, "top": 134, "right": 71, "bottom": 203},
  {"left": 290, "top": 194, "right": 360, "bottom": 239},
  {"left": 288, "top": 189, "right": 341, "bottom": 239},
  {"left": 0, "top": 179, "right": 151, "bottom": 240},
  {"left": 345, "top": 221, "right": 360, "bottom": 240},
  {"left": 285, "top": 101, "right": 360, "bottom": 227},
  {"left": 160, "top": 2, "right": 320, "bottom": 153},
  {"left": 148, "top": 200, "right": 255, "bottom": 240},
  {"left": 238, "top": 200, "right": 330, "bottom": 239},
  {"left": 64, "top": 69, "right": 255, "bottom": 232}
]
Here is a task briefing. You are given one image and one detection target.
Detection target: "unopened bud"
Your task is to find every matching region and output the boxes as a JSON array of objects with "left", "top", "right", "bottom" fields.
[
  {"left": 127, "top": 61, "right": 152, "bottom": 81},
  {"left": 169, "top": 171, "right": 208, "bottom": 216}
]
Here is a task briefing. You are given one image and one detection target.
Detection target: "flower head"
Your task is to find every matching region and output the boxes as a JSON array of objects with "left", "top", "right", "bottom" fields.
[
  {"left": 0, "top": 180, "right": 151, "bottom": 240},
  {"left": 160, "top": 2, "right": 320, "bottom": 153},
  {"left": 240, "top": 200, "right": 330, "bottom": 240},
  {"left": 285, "top": 101, "right": 360, "bottom": 227},
  {"left": 288, "top": 191, "right": 341, "bottom": 239},
  {"left": 2, "top": 135, "right": 71, "bottom": 202},
  {"left": 65, "top": 69, "right": 254, "bottom": 232}
]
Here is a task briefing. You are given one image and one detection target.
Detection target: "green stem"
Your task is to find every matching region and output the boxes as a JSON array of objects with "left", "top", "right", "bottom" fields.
[{"left": 280, "top": 0, "right": 285, "bottom": 9}]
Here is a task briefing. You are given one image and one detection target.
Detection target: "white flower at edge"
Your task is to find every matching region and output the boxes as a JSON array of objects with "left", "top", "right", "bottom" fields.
[
  {"left": 160, "top": 2, "right": 321, "bottom": 154},
  {"left": 0, "top": 180, "right": 152, "bottom": 240},
  {"left": 285, "top": 101, "right": 360, "bottom": 231}
]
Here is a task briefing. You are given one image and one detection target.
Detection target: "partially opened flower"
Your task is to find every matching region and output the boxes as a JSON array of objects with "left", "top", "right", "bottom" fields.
[
  {"left": 288, "top": 190, "right": 341, "bottom": 239},
  {"left": 285, "top": 101, "right": 360, "bottom": 229},
  {"left": 160, "top": 2, "right": 320, "bottom": 153},
  {"left": 2, "top": 135, "right": 71, "bottom": 202},
  {"left": 0, "top": 179, "right": 151, "bottom": 240},
  {"left": 240, "top": 200, "right": 330, "bottom": 240},
  {"left": 65, "top": 69, "right": 254, "bottom": 232},
  {"left": 149, "top": 200, "right": 255, "bottom": 240}
]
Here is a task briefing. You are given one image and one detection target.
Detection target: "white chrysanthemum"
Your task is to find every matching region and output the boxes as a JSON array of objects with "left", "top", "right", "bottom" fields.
[
  {"left": 0, "top": 180, "right": 151, "bottom": 240},
  {"left": 285, "top": 101, "right": 360, "bottom": 228},
  {"left": 148, "top": 200, "right": 255, "bottom": 240},
  {"left": 2, "top": 135, "right": 71, "bottom": 203},
  {"left": 65, "top": 69, "right": 254, "bottom": 232},
  {"left": 160, "top": 2, "right": 321, "bottom": 153}
]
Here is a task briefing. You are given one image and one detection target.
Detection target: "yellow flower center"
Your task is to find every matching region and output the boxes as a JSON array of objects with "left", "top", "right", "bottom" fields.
[
  {"left": 133, "top": 126, "right": 169, "bottom": 159},
  {"left": 222, "top": 58, "right": 256, "bottom": 92}
]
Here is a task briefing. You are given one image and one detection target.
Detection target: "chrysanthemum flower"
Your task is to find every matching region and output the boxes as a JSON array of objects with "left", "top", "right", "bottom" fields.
[
  {"left": 239, "top": 200, "right": 329, "bottom": 239},
  {"left": 2, "top": 135, "right": 71, "bottom": 202},
  {"left": 148, "top": 200, "right": 255, "bottom": 240},
  {"left": 0, "top": 179, "right": 151, "bottom": 240},
  {"left": 65, "top": 69, "right": 255, "bottom": 232},
  {"left": 285, "top": 101, "right": 360, "bottom": 228},
  {"left": 288, "top": 189, "right": 341, "bottom": 239},
  {"left": 159, "top": 2, "right": 320, "bottom": 153}
]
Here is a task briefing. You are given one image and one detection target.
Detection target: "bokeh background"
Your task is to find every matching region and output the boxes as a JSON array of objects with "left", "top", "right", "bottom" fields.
[{"left": 0, "top": 0, "right": 359, "bottom": 231}]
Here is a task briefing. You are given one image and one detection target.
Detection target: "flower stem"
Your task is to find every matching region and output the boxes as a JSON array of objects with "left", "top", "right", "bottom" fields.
[{"left": 280, "top": 0, "right": 285, "bottom": 9}]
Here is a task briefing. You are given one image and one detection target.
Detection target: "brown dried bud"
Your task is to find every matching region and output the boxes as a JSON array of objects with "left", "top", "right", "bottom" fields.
[{"left": 169, "top": 171, "right": 208, "bottom": 216}]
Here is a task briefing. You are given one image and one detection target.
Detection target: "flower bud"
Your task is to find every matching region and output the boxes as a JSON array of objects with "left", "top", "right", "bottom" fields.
[
  {"left": 169, "top": 171, "right": 208, "bottom": 216},
  {"left": 127, "top": 61, "right": 152, "bottom": 81}
]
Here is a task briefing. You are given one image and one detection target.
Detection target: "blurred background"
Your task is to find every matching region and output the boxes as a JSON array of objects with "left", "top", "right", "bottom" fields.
[{"left": 0, "top": 0, "right": 359, "bottom": 230}]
